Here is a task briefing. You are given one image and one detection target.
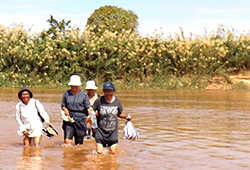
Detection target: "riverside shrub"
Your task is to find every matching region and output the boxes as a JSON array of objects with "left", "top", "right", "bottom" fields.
[{"left": 0, "top": 24, "right": 249, "bottom": 88}]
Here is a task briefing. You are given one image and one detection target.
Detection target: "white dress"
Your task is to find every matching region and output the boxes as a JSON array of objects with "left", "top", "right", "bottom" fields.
[{"left": 15, "top": 98, "right": 50, "bottom": 137}]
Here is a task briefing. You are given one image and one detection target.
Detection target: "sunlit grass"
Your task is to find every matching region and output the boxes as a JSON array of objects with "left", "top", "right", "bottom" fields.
[{"left": 0, "top": 24, "right": 249, "bottom": 89}]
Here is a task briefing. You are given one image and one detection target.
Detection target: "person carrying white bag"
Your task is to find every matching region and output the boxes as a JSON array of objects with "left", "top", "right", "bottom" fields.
[{"left": 92, "top": 82, "right": 131, "bottom": 154}]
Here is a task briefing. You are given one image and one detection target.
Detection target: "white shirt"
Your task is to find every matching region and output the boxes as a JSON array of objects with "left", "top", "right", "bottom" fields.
[
  {"left": 15, "top": 98, "right": 50, "bottom": 137},
  {"left": 89, "top": 93, "right": 98, "bottom": 105}
]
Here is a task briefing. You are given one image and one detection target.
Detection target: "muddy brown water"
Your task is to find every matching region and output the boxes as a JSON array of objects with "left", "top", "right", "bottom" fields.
[{"left": 0, "top": 88, "right": 250, "bottom": 170}]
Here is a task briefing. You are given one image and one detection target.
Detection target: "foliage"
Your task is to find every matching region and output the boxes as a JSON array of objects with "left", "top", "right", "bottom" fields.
[
  {"left": 41, "top": 15, "right": 72, "bottom": 39},
  {"left": 86, "top": 5, "right": 138, "bottom": 36},
  {"left": 0, "top": 24, "right": 249, "bottom": 89}
]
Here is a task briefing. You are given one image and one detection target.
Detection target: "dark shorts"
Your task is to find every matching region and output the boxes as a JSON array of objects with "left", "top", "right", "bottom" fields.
[
  {"left": 62, "top": 121, "right": 85, "bottom": 145},
  {"left": 95, "top": 128, "right": 118, "bottom": 147}
]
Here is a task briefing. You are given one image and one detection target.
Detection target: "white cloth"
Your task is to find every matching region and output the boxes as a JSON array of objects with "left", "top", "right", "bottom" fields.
[
  {"left": 15, "top": 98, "right": 50, "bottom": 137},
  {"left": 89, "top": 93, "right": 98, "bottom": 105}
]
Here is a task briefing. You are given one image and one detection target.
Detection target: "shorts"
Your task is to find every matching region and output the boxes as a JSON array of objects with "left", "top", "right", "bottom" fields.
[
  {"left": 95, "top": 128, "right": 118, "bottom": 147},
  {"left": 63, "top": 121, "right": 84, "bottom": 145}
]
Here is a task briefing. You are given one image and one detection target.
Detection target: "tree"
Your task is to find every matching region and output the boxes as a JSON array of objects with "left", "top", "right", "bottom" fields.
[
  {"left": 86, "top": 5, "right": 139, "bottom": 35},
  {"left": 41, "top": 15, "right": 71, "bottom": 39}
]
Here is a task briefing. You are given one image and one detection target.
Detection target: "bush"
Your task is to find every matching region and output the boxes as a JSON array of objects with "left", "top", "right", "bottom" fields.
[{"left": 0, "top": 24, "right": 249, "bottom": 89}]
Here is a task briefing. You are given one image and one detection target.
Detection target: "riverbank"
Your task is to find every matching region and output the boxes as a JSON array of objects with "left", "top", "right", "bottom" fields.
[
  {"left": 1, "top": 72, "right": 250, "bottom": 91},
  {"left": 206, "top": 71, "right": 250, "bottom": 90}
]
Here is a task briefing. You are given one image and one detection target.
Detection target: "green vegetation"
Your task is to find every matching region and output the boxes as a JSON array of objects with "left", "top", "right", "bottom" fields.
[
  {"left": 0, "top": 23, "right": 249, "bottom": 89},
  {"left": 87, "top": 5, "right": 138, "bottom": 36},
  {"left": 42, "top": 15, "right": 72, "bottom": 39}
]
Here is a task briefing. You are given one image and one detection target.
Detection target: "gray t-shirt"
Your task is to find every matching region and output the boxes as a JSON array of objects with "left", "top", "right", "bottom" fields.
[{"left": 93, "top": 96, "right": 123, "bottom": 132}]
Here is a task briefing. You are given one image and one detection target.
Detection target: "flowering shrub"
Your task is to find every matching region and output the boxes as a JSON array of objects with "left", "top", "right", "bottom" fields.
[{"left": 0, "top": 24, "right": 249, "bottom": 88}]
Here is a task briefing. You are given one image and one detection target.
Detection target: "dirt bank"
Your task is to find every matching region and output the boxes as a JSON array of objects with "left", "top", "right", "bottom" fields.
[{"left": 206, "top": 71, "right": 250, "bottom": 90}]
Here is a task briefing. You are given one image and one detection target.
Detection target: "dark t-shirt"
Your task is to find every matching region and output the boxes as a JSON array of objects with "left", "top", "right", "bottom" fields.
[
  {"left": 61, "top": 90, "right": 91, "bottom": 118},
  {"left": 92, "top": 96, "right": 123, "bottom": 132}
]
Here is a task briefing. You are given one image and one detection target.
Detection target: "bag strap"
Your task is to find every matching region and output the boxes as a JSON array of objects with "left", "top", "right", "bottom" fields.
[
  {"left": 19, "top": 100, "right": 44, "bottom": 123},
  {"left": 35, "top": 100, "right": 45, "bottom": 123},
  {"left": 18, "top": 104, "right": 24, "bottom": 124}
]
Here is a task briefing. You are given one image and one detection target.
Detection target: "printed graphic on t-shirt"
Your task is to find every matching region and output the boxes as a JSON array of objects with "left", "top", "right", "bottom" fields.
[{"left": 99, "top": 106, "right": 118, "bottom": 131}]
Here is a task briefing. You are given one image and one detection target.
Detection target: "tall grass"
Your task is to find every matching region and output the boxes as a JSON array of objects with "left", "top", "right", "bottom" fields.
[{"left": 0, "top": 24, "right": 249, "bottom": 89}]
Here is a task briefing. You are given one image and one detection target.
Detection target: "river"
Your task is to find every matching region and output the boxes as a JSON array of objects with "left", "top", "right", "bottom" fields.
[{"left": 0, "top": 88, "right": 250, "bottom": 169}]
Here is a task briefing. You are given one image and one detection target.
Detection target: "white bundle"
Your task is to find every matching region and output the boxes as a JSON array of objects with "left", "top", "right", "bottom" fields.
[
  {"left": 123, "top": 120, "right": 139, "bottom": 140},
  {"left": 61, "top": 110, "right": 74, "bottom": 123}
]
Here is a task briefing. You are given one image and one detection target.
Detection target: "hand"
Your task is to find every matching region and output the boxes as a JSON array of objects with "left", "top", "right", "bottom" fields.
[
  {"left": 23, "top": 130, "right": 29, "bottom": 136},
  {"left": 126, "top": 115, "right": 132, "bottom": 121},
  {"left": 87, "top": 122, "right": 92, "bottom": 128},
  {"left": 64, "top": 109, "right": 70, "bottom": 116},
  {"left": 86, "top": 116, "right": 93, "bottom": 128}
]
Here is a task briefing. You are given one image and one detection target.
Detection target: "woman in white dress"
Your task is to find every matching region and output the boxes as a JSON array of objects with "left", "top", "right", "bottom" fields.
[{"left": 15, "top": 87, "right": 51, "bottom": 146}]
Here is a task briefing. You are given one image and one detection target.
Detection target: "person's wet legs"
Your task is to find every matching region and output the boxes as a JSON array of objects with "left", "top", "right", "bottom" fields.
[
  {"left": 23, "top": 136, "right": 31, "bottom": 146},
  {"left": 64, "top": 139, "right": 73, "bottom": 145},
  {"left": 109, "top": 143, "right": 117, "bottom": 154},
  {"left": 75, "top": 135, "right": 84, "bottom": 145},
  {"left": 85, "top": 128, "right": 92, "bottom": 139},
  {"left": 64, "top": 125, "right": 74, "bottom": 145},
  {"left": 96, "top": 143, "right": 104, "bottom": 154},
  {"left": 33, "top": 136, "right": 41, "bottom": 146}
]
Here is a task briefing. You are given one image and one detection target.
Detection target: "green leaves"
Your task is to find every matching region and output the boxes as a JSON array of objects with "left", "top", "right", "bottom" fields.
[
  {"left": 41, "top": 15, "right": 71, "bottom": 40},
  {"left": 0, "top": 24, "right": 249, "bottom": 88},
  {"left": 86, "top": 5, "right": 138, "bottom": 36}
]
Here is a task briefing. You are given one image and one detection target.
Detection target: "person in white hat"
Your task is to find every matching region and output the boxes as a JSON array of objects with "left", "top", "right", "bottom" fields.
[
  {"left": 85, "top": 80, "right": 99, "bottom": 139},
  {"left": 85, "top": 80, "right": 98, "bottom": 105},
  {"left": 61, "top": 75, "right": 92, "bottom": 145}
]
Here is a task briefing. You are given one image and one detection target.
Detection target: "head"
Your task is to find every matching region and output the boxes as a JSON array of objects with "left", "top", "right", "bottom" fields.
[
  {"left": 68, "top": 75, "right": 82, "bottom": 93},
  {"left": 85, "top": 80, "right": 97, "bottom": 97},
  {"left": 18, "top": 87, "right": 33, "bottom": 104},
  {"left": 103, "top": 82, "right": 115, "bottom": 101}
]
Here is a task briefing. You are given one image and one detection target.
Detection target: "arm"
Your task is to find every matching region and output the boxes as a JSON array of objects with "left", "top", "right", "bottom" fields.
[
  {"left": 87, "top": 107, "right": 92, "bottom": 116},
  {"left": 84, "top": 92, "right": 92, "bottom": 116},
  {"left": 92, "top": 97, "right": 99, "bottom": 116},
  {"left": 118, "top": 113, "right": 132, "bottom": 120},
  {"left": 61, "top": 92, "right": 70, "bottom": 116},
  {"left": 15, "top": 104, "right": 29, "bottom": 136},
  {"left": 117, "top": 99, "right": 131, "bottom": 120}
]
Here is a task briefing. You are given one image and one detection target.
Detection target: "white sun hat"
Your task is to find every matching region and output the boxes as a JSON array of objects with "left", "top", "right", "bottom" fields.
[
  {"left": 68, "top": 75, "right": 82, "bottom": 86},
  {"left": 85, "top": 80, "right": 97, "bottom": 90}
]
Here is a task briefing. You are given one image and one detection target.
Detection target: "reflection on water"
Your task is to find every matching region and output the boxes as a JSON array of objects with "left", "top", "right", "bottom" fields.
[
  {"left": 18, "top": 147, "right": 42, "bottom": 170},
  {"left": 0, "top": 88, "right": 250, "bottom": 169},
  {"left": 61, "top": 146, "right": 119, "bottom": 170}
]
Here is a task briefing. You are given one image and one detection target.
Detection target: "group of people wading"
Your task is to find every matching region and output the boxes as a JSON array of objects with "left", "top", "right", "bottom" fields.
[{"left": 15, "top": 74, "right": 131, "bottom": 154}]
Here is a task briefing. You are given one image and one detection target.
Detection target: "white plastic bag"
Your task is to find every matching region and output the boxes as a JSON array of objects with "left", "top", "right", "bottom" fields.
[{"left": 123, "top": 120, "right": 139, "bottom": 140}]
